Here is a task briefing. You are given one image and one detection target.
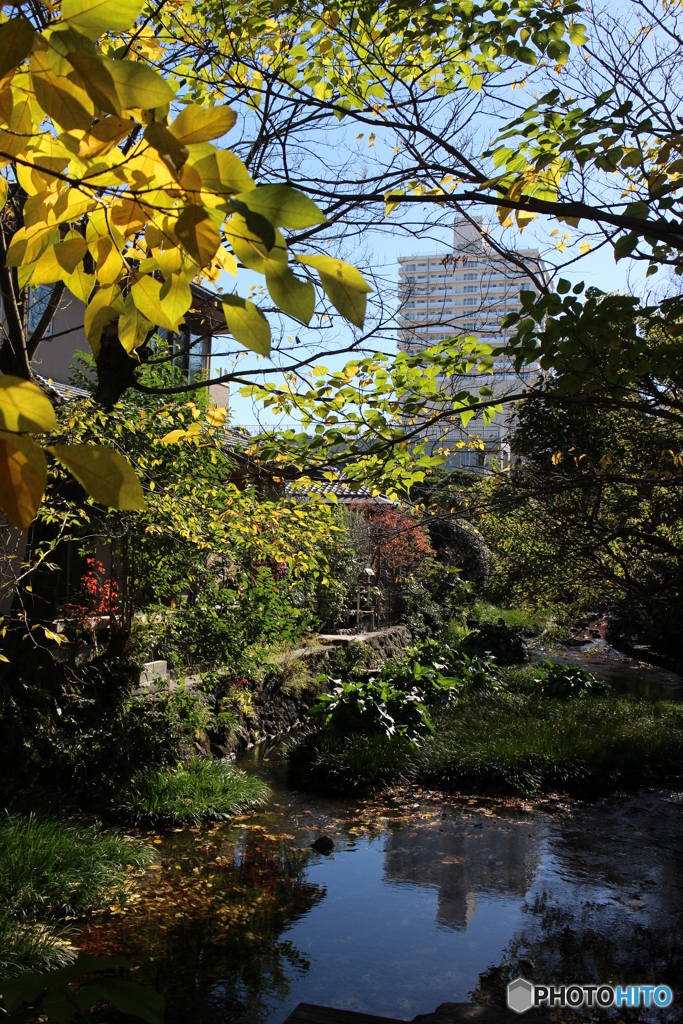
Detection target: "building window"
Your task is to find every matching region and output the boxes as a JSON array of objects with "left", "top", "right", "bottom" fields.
[{"left": 28, "top": 285, "right": 54, "bottom": 336}]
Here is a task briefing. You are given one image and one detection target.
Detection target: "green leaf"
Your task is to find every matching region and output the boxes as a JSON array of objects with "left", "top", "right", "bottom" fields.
[
  {"left": 61, "top": 0, "right": 144, "bottom": 38},
  {"left": 232, "top": 185, "right": 326, "bottom": 229},
  {"left": 1, "top": 956, "right": 131, "bottom": 1012},
  {"left": 48, "top": 444, "right": 147, "bottom": 510},
  {"left": 222, "top": 295, "right": 271, "bottom": 356},
  {"left": 0, "top": 19, "right": 36, "bottom": 80},
  {"left": 296, "top": 254, "right": 372, "bottom": 329},
  {"left": 568, "top": 22, "right": 588, "bottom": 45},
  {"left": 614, "top": 231, "right": 639, "bottom": 261},
  {"left": 556, "top": 278, "right": 571, "bottom": 294},
  {"left": 169, "top": 104, "right": 236, "bottom": 144},
  {"left": 0, "top": 376, "right": 56, "bottom": 433},
  {"left": 76, "top": 980, "right": 164, "bottom": 1024},
  {"left": 0, "top": 431, "right": 47, "bottom": 530},
  {"left": 266, "top": 269, "right": 315, "bottom": 324},
  {"left": 66, "top": 51, "right": 174, "bottom": 115}
]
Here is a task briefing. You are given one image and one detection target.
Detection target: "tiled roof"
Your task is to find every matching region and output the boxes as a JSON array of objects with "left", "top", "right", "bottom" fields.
[{"left": 286, "top": 480, "right": 395, "bottom": 505}]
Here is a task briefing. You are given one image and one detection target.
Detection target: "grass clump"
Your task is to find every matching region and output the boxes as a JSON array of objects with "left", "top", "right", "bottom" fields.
[
  {"left": 470, "top": 602, "right": 550, "bottom": 633},
  {"left": 288, "top": 692, "right": 683, "bottom": 797},
  {"left": 120, "top": 758, "right": 271, "bottom": 824},
  {"left": 0, "top": 814, "right": 151, "bottom": 976},
  {"left": 0, "top": 814, "right": 151, "bottom": 921}
]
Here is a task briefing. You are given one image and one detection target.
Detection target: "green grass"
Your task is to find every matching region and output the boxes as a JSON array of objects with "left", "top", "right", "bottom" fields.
[
  {"left": 470, "top": 602, "right": 551, "bottom": 633},
  {"left": 288, "top": 692, "right": 683, "bottom": 797},
  {"left": 0, "top": 814, "right": 152, "bottom": 976},
  {"left": 120, "top": 758, "right": 271, "bottom": 824}
]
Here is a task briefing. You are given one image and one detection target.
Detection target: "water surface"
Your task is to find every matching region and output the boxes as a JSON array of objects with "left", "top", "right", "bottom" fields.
[{"left": 79, "top": 747, "right": 683, "bottom": 1024}]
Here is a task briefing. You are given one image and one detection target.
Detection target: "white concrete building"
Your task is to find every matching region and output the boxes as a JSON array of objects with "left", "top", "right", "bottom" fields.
[{"left": 397, "top": 217, "right": 550, "bottom": 469}]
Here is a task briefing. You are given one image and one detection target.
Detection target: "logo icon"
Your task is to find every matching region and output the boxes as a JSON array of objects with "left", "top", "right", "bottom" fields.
[{"left": 507, "top": 978, "right": 534, "bottom": 1014}]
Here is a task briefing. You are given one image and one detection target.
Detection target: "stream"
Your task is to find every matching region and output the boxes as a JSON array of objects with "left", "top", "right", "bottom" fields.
[{"left": 77, "top": 732, "right": 683, "bottom": 1024}]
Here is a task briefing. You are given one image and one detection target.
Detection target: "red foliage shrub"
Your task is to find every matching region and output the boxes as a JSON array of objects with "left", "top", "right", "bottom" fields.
[{"left": 356, "top": 506, "right": 434, "bottom": 581}]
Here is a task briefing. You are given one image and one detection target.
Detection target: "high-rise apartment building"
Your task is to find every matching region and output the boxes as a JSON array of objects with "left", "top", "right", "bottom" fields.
[{"left": 397, "top": 217, "right": 550, "bottom": 469}]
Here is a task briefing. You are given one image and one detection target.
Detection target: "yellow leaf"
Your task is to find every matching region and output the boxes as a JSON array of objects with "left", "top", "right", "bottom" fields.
[
  {"left": 175, "top": 204, "right": 220, "bottom": 266},
  {"left": 143, "top": 121, "right": 189, "bottom": 177},
  {"left": 296, "top": 254, "right": 372, "bottom": 329},
  {"left": 169, "top": 104, "right": 236, "bottom": 144},
  {"left": 130, "top": 273, "right": 191, "bottom": 332},
  {"left": 118, "top": 292, "right": 154, "bottom": 353},
  {"left": 0, "top": 377, "right": 56, "bottom": 433},
  {"left": 160, "top": 429, "right": 187, "bottom": 444},
  {"left": 47, "top": 444, "right": 147, "bottom": 509},
  {"left": 61, "top": 0, "right": 144, "bottom": 38},
  {"left": 205, "top": 406, "right": 227, "bottom": 426},
  {"left": 109, "top": 197, "right": 150, "bottom": 237},
  {"left": 64, "top": 264, "right": 95, "bottom": 303},
  {"left": 580, "top": 241, "right": 591, "bottom": 254},
  {"left": 0, "top": 431, "right": 47, "bottom": 530},
  {"left": 29, "top": 234, "right": 89, "bottom": 286},
  {"left": 77, "top": 115, "right": 134, "bottom": 157},
  {"left": 5, "top": 223, "right": 59, "bottom": 267},
  {"left": 93, "top": 236, "right": 125, "bottom": 286},
  {"left": 515, "top": 209, "right": 537, "bottom": 230},
  {"left": 222, "top": 295, "right": 271, "bottom": 356},
  {"left": 30, "top": 48, "right": 95, "bottom": 130},
  {"left": 83, "top": 283, "right": 124, "bottom": 355},
  {"left": 0, "top": 19, "right": 36, "bottom": 81}
]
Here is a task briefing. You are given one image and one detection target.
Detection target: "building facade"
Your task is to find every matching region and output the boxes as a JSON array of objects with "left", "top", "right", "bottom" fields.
[
  {"left": 4, "top": 281, "right": 231, "bottom": 410},
  {"left": 397, "top": 217, "right": 550, "bottom": 469}
]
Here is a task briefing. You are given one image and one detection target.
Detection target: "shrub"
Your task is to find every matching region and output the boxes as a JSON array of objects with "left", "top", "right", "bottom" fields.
[
  {"left": 536, "top": 661, "right": 607, "bottom": 699},
  {"left": 285, "top": 731, "right": 414, "bottom": 793},
  {"left": 309, "top": 677, "right": 433, "bottom": 744}
]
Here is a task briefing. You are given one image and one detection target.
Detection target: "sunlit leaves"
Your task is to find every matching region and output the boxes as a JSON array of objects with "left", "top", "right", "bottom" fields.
[
  {"left": 0, "top": 377, "right": 57, "bottom": 434},
  {"left": 131, "top": 274, "right": 191, "bottom": 333},
  {"left": 0, "top": 432, "right": 47, "bottom": 530},
  {"left": 0, "top": 19, "right": 35, "bottom": 80},
  {"left": 169, "top": 104, "right": 236, "bottom": 144},
  {"left": 266, "top": 269, "right": 315, "bottom": 325},
  {"left": 61, "top": 0, "right": 144, "bottom": 37},
  {"left": 222, "top": 295, "right": 271, "bottom": 356},
  {"left": 175, "top": 205, "right": 221, "bottom": 266},
  {"left": 296, "top": 255, "right": 372, "bottom": 328},
  {"left": 48, "top": 444, "right": 147, "bottom": 510},
  {"left": 232, "top": 186, "right": 326, "bottom": 229}
]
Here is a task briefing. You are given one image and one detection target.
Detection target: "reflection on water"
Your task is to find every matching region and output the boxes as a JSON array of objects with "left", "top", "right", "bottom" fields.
[
  {"left": 79, "top": 747, "right": 683, "bottom": 1024},
  {"left": 383, "top": 815, "right": 539, "bottom": 932}
]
